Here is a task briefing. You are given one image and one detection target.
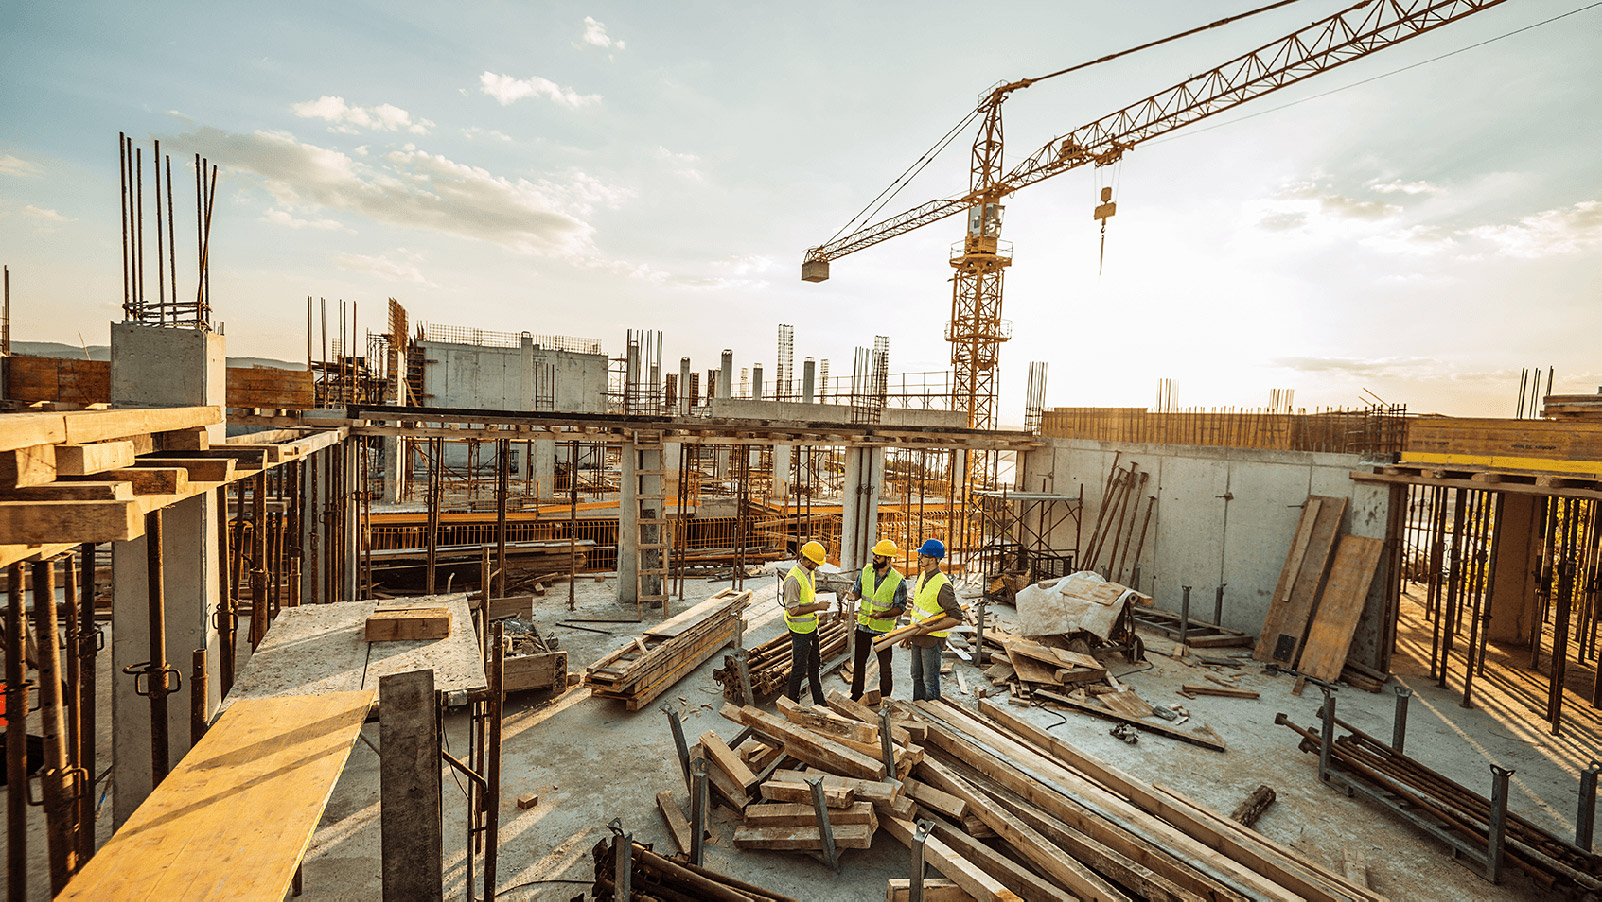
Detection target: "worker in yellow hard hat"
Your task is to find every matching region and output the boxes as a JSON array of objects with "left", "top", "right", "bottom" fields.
[
  {"left": 905, "top": 538, "right": 963, "bottom": 701},
  {"left": 782, "top": 540, "right": 831, "bottom": 704},
  {"left": 844, "top": 538, "right": 907, "bottom": 703}
]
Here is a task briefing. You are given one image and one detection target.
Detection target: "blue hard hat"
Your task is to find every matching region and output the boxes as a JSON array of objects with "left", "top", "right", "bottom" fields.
[{"left": 918, "top": 538, "right": 946, "bottom": 559}]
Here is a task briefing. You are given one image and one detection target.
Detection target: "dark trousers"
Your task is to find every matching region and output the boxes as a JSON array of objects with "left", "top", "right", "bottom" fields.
[
  {"left": 785, "top": 629, "right": 824, "bottom": 704},
  {"left": 850, "top": 628, "right": 893, "bottom": 701}
]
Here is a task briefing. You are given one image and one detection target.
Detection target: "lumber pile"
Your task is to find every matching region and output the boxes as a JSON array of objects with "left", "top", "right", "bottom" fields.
[
  {"left": 1255, "top": 496, "right": 1390, "bottom": 688},
  {"left": 589, "top": 830, "right": 797, "bottom": 901},
  {"left": 713, "top": 614, "right": 848, "bottom": 701},
  {"left": 582, "top": 588, "right": 749, "bottom": 710},
  {"left": 1542, "top": 393, "right": 1602, "bottom": 420},
  {"left": 1282, "top": 712, "right": 1602, "bottom": 897}
]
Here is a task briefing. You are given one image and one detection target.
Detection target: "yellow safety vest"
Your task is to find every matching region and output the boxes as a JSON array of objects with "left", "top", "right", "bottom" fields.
[
  {"left": 912, "top": 570, "right": 952, "bottom": 638},
  {"left": 856, "top": 564, "right": 903, "bottom": 633},
  {"left": 782, "top": 564, "right": 818, "bottom": 634}
]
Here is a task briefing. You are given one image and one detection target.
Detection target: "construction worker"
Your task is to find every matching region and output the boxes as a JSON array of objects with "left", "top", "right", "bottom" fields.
[
  {"left": 845, "top": 538, "right": 907, "bottom": 703},
  {"left": 782, "top": 540, "right": 831, "bottom": 704},
  {"left": 904, "top": 538, "right": 963, "bottom": 701}
]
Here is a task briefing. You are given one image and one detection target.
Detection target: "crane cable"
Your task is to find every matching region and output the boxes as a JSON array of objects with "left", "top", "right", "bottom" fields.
[{"left": 823, "top": 0, "right": 1314, "bottom": 246}]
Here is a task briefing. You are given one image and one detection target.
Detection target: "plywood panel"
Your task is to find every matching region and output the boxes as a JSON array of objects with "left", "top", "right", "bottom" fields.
[
  {"left": 1254, "top": 496, "right": 1346, "bottom": 665},
  {"left": 58, "top": 689, "right": 374, "bottom": 900},
  {"left": 1298, "top": 536, "right": 1384, "bottom": 681}
]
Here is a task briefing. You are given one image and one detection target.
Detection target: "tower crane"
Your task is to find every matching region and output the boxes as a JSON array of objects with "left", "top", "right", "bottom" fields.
[{"left": 803, "top": 0, "right": 1513, "bottom": 431}]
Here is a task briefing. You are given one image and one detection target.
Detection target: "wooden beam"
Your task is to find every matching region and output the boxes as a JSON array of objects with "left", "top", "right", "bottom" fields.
[
  {"left": 743, "top": 801, "right": 877, "bottom": 827},
  {"left": 53, "top": 441, "right": 136, "bottom": 476},
  {"left": 137, "top": 457, "right": 236, "bottom": 482},
  {"left": 882, "top": 817, "right": 1022, "bottom": 902},
  {"left": 0, "top": 499, "right": 142, "bottom": 544},
  {"left": 379, "top": 671, "right": 443, "bottom": 901},
  {"left": 0, "top": 413, "right": 68, "bottom": 453},
  {"left": 722, "top": 703, "right": 887, "bottom": 780},
  {"left": 92, "top": 467, "right": 188, "bottom": 495},
  {"left": 60, "top": 406, "right": 221, "bottom": 445},
  {"left": 1, "top": 444, "right": 57, "bottom": 489},
  {"left": 0, "top": 481, "right": 134, "bottom": 502}
]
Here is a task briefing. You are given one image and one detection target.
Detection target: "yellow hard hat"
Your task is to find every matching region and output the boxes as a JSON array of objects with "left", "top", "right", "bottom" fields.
[
  {"left": 872, "top": 539, "right": 899, "bottom": 557},
  {"left": 801, "top": 540, "right": 827, "bottom": 565}
]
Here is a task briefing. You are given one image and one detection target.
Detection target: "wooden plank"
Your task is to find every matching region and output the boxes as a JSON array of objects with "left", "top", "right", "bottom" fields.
[
  {"left": 777, "top": 696, "right": 878, "bottom": 744},
  {"left": 0, "top": 498, "right": 142, "bottom": 544},
  {"left": 904, "top": 779, "right": 968, "bottom": 821},
  {"left": 93, "top": 466, "right": 188, "bottom": 494},
  {"left": 657, "top": 791, "right": 693, "bottom": 854},
  {"left": 883, "top": 816, "right": 1022, "bottom": 902},
  {"left": 0, "top": 412, "right": 68, "bottom": 452},
  {"left": 645, "top": 587, "right": 741, "bottom": 638},
  {"left": 363, "top": 596, "right": 487, "bottom": 694},
  {"left": 700, "top": 729, "right": 759, "bottom": 791},
  {"left": 365, "top": 607, "right": 451, "bottom": 642},
  {"left": 887, "top": 878, "right": 976, "bottom": 902},
  {"left": 0, "top": 480, "right": 133, "bottom": 501},
  {"left": 761, "top": 780, "right": 853, "bottom": 808},
  {"left": 1035, "top": 688, "right": 1224, "bottom": 751},
  {"left": 60, "top": 405, "right": 221, "bottom": 445},
  {"left": 733, "top": 822, "right": 874, "bottom": 850},
  {"left": 1255, "top": 498, "right": 1319, "bottom": 662},
  {"left": 1179, "top": 684, "right": 1260, "bottom": 699},
  {"left": 767, "top": 769, "right": 902, "bottom": 806},
  {"left": 723, "top": 703, "right": 888, "bottom": 780},
  {"left": 466, "top": 594, "right": 534, "bottom": 620},
  {"left": 0, "top": 444, "right": 56, "bottom": 489},
  {"left": 52, "top": 441, "right": 136, "bottom": 476},
  {"left": 379, "top": 671, "right": 443, "bottom": 901},
  {"left": 1297, "top": 535, "right": 1385, "bottom": 682},
  {"left": 743, "top": 801, "right": 877, "bottom": 827},
  {"left": 503, "top": 651, "right": 566, "bottom": 693},
  {"left": 57, "top": 689, "right": 375, "bottom": 900},
  {"left": 138, "top": 456, "right": 236, "bottom": 482},
  {"left": 1255, "top": 496, "right": 1346, "bottom": 665},
  {"left": 976, "top": 700, "right": 1379, "bottom": 902},
  {"left": 927, "top": 816, "right": 1077, "bottom": 902}
]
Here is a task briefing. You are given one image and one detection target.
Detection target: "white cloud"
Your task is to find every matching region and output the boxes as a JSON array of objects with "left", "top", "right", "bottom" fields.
[
  {"left": 653, "top": 146, "right": 703, "bottom": 181},
  {"left": 580, "top": 16, "right": 626, "bottom": 51},
  {"left": 1249, "top": 179, "right": 1402, "bottom": 233},
  {"left": 292, "top": 96, "right": 434, "bottom": 135},
  {"left": 261, "top": 208, "right": 350, "bottom": 232},
  {"left": 167, "top": 124, "right": 618, "bottom": 255},
  {"left": 1465, "top": 201, "right": 1602, "bottom": 258},
  {"left": 479, "top": 72, "right": 600, "bottom": 109},
  {"left": 22, "top": 205, "right": 70, "bottom": 222},
  {"left": 0, "top": 153, "right": 41, "bottom": 177},
  {"left": 1361, "top": 224, "right": 1457, "bottom": 257},
  {"left": 669, "top": 254, "right": 776, "bottom": 291},
  {"left": 462, "top": 127, "right": 513, "bottom": 143},
  {"left": 334, "top": 249, "right": 437, "bottom": 287},
  {"left": 1370, "top": 179, "right": 1442, "bottom": 196}
]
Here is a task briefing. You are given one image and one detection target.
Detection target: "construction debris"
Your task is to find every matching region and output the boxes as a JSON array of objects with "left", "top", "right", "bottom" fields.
[{"left": 582, "top": 588, "right": 749, "bottom": 710}]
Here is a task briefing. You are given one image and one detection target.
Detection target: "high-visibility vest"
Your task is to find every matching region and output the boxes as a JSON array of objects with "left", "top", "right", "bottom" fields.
[
  {"left": 856, "top": 564, "right": 903, "bottom": 633},
  {"left": 911, "top": 570, "right": 952, "bottom": 638},
  {"left": 782, "top": 564, "right": 818, "bottom": 634}
]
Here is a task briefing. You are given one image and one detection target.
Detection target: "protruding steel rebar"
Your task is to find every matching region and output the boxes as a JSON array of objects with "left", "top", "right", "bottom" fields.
[{"left": 689, "top": 757, "right": 709, "bottom": 867}]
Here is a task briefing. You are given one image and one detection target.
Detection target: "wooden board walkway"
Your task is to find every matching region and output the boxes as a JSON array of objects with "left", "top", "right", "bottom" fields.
[{"left": 58, "top": 689, "right": 375, "bottom": 900}]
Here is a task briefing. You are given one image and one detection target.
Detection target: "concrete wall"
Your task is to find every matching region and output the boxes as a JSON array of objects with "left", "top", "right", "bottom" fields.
[
  {"left": 418, "top": 340, "right": 608, "bottom": 413},
  {"left": 1022, "top": 438, "right": 1394, "bottom": 665}
]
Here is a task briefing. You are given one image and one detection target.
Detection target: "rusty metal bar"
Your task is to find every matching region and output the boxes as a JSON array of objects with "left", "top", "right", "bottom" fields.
[
  {"left": 484, "top": 620, "right": 503, "bottom": 901},
  {"left": 250, "top": 473, "right": 268, "bottom": 646},
  {"left": 76, "top": 544, "right": 97, "bottom": 862},
  {"left": 33, "top": 558, "right": 78, "bottom": 891},
  {"left": 6, "top": 562, "right": 29, "bottom": 900},
  {"left": 191, "top": 648, "right": 208, "bottom": 745},
  {"left": 145, "top": 511, "right": 172, "bottom": 786},
  {"left": 495, "top": 439, "right": 508, "bottom": 598}
]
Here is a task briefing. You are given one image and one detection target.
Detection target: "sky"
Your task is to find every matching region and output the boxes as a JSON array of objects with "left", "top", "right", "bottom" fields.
[{"left": 1, "top": 1, "right": 1599, "bottom": 425}]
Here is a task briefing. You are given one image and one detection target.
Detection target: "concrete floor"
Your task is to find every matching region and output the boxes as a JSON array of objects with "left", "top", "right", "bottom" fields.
[{"left": 4, "top": 575, "right": 1598, "bottom": 900}]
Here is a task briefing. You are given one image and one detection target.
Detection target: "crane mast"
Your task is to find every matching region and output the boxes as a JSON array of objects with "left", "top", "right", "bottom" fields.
[{"left": 803, "top": 0, "right": 1513, "bottom": 431}]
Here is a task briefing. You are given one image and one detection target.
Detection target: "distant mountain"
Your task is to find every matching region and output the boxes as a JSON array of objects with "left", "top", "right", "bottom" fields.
[{"left": 7, "top": 341, "right": 306, "bottom": 370}]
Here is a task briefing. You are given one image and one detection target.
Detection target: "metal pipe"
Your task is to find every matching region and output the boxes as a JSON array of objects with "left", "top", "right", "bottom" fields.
[
  {"left": 495, "top": 440, "right": 508, "bottom": 598},
  {"left": 1579, "top": 761, "right": 1600, "bottom": 852},
  {"left": 1318, "top": 685, "right": 1336, "bottom": 784},
  {"left": 484, "top": 621, "right": 503, "bottom": 901},
  {"left": 1214, "top": 584, "right": 1226, "bottom": 627},
  {"left": 1488, "top": 764, "right": 1513, "bottom": 884},
  {"left": 1392, "top": 685, "right": 1413, "bottom": 754},
  {"left": 250, "top": 473, "right": 268, "bottom": 646},
  {"left": 807, "top": 776, "right": 840, "bottom": 872},
  {"left": 76, "top": 544, "right": 97, "bottom": 862},
  {"left": 32, "top": 558, "right": 76, "bottom": 891},
  {"left": 145, "top": 511, "right": 172, "bottom": 786},
  {"left": 690, "top": 757, "right": 709, "bottom": 866},
  {"left": 62, "top": 552, "right": 81, "bottom": 803},
  {"left": 5, "top": 563, "right": 25, "bottom": 901},
  {"left": 191, "top": 649, "right": 208, "bottom": 745},
  {"left": 610, "top": 819, "right": 632, "bottom": 900},
  {"left": 440, "top": 750, "right": 485, "bottom": 902}
]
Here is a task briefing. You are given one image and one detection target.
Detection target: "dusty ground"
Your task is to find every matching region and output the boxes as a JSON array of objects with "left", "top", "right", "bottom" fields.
[{"left": 5, "top": 575, "right": 1597, "bottom": 900}]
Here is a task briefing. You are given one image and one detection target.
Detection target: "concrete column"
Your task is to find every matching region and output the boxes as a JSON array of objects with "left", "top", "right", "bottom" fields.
[
  {"left": 841, "top": 445, "right": 885, "bottom": 571},
  {"left": 618, "top": 439, "right": 667, "bottom": 606},
  {"left": 679, "top": 357, "right": 692, "bottom": 415},
  {"left": 108, "top": 322, "right": 224, "bottom": 826},
  {"left": 719, "top": 350, "right": 734, "bottom": 404},
  {"left": 1488, "top": 492, "right": 1541, "bottom": 645},
  {"left": 381, "top": 358, "right": 405, "bottom": 504},
  {"left": 752, "top": 365, "right": 764, "bottom": 402},
  {"left": 519, "top": 333, "right": 535, "bottom": 410},
  {"left": 342, "top": 438, "right": 358, "bottom": 602},
  {"left": 802, "top": 359, "right": 816, "bottom": 404},
  {"left": 533, "top": 440, "right": 557, "bottom": 499},
  {"left": 773, "top": 444, "right": 793, "bottom": 504}
]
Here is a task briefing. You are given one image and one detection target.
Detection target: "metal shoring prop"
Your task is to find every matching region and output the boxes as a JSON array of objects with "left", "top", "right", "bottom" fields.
[
  {"left": 1488, "top": 764, "right": 1514, "bottom": 884},
  {"left": 608, "top": 818, "right": 632, "bottom": 899},
  {"left": 1179, "top": 585, "right": 1191, "bottom": 648},
  {"left": 877, "top": 702, "right": 897, "bottom": 780},
  {"left": 909, "top": 818, "right": 933, "bottom": 902},
  {"left": 806, "top": 776, "right": 840, "bottom": 873},
  {"left": 5, "top": 563, "right": 27, "bottom": 901},
  {"left": 662, "top": 706, "right": 693, "bottom": 793},
  {"left": 1317, "top": 684, "right": 1337, "bottom": 786},
  {"left": 1579, "top": 760, "right": 1601, "bottom": 853},
  {"left": 1391, "top": 685, "right": 1413, "bottom": 754},
  {"left": 689, "top": 757, "right": 709, "bottom": 866}
]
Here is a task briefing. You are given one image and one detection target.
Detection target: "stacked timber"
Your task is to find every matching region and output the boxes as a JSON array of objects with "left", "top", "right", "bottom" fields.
[
  {"left": 1542, "top": 393, "right": 1602, "bottom": 420},
  {"left": 1282, "top": 712, "right": 1602, "bottom": 897},
  {"left": 713, "top": 615, "right": 848, "bottom": 701},
  {"left": 582, "top": 588, "right": 749, "bottom": 710},
  {"left": 589, "top": 831, "right": 797, "bottom": 901}
]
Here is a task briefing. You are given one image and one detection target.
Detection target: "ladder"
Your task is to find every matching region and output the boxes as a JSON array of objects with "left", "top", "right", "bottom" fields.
[{"left": 632, "top": 432, "right": 671, "bottom": 617}]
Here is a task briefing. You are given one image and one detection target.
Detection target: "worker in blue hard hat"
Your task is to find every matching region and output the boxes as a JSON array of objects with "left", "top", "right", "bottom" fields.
[
  {"left": 844, "top": 538, "right": 908, "bottom": 703},
  {"left": 782, "top": 540, "right": 832, "bottom": 704},
  {"left": 903, "top": 538, "right": 963, "bottom": 701}
]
